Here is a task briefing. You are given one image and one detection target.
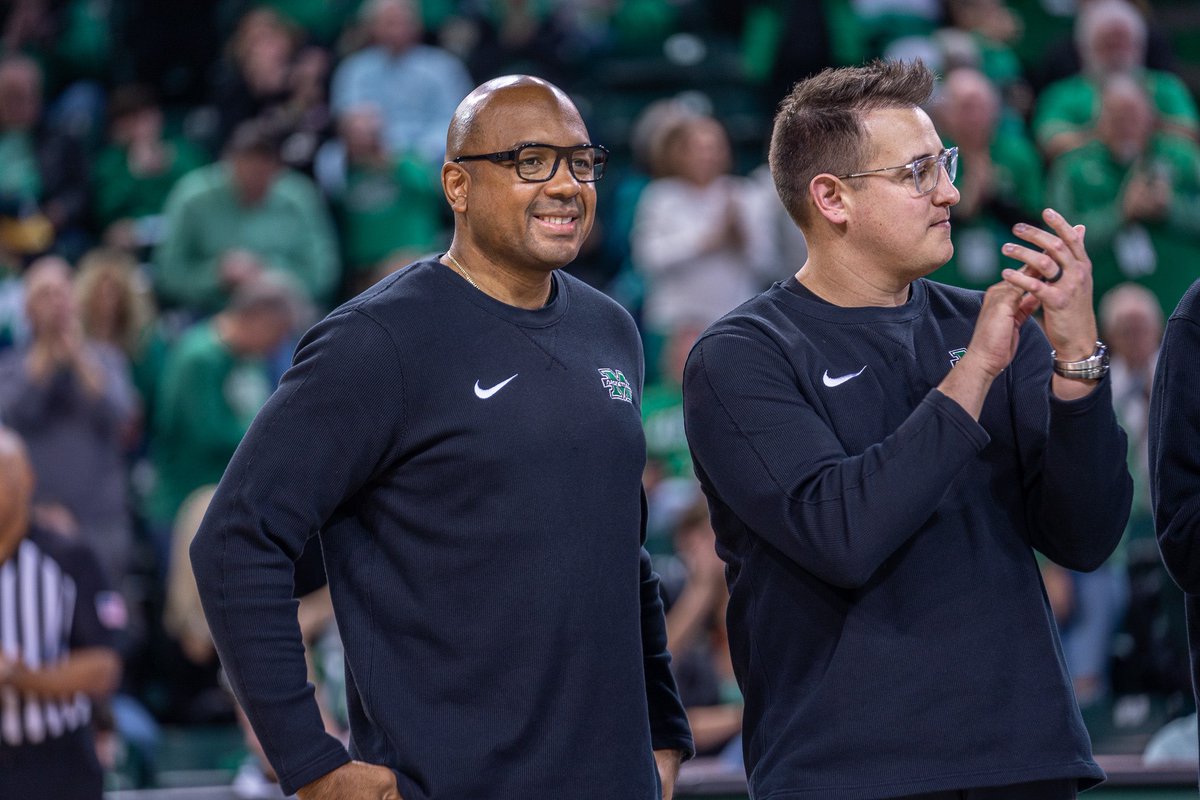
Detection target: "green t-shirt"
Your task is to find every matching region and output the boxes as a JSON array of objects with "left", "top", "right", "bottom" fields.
[
  {"left": 335, "top": 157, "right": 443, "bottom": 274},
  {"left": 1047, "top": 135, "right": 1200, "bottom": 316},
  {"left": 1033, "top": 70, "right": 1200, "bottom": 155},
  {"left": 153, "top": 163, "right": 340, "bottom": 313},
  {"left": 147, "top": 322, "right": 274, "bottom": 525},
  {"left": 93, "top": 137, "right": 209, "bottom": 228},
  {"left": 932, "top": 130, "right": 1044, "bottom": 291}
]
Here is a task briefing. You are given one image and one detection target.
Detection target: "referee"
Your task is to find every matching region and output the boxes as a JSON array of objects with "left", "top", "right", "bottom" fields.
[{"left": 0, "top": 426, "right": 124, "bottom": 800}]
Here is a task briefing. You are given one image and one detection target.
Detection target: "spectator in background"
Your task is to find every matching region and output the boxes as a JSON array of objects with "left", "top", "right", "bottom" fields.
[
  {"left": 642, "top": 321, "right": 706, "bottom": 558},
  {"left": 75, "top": 247, "right": 167, "bottom": 434},
  {"left": 0, "top": 426, "right": 125, "bottom": 800},
  {"left": 212, "top": 7, "right": 335, "bottom": 175},
  {"left": 1056, "top": 283, "right": 1166, "bottom": 708},
  {"left": 1103, "top": 283, "right": 1163, "bottom": 543},
  {"left": 1048, "top": 75, "right": 1200, "bottom": 318},
  {"left": 1033, "top": 0, "right": 1199, "bottom": 161},
  {"left": 0, "top": 54, "right": 89, "bottom": 262},
  {"left": 941, "top": 0, "right": 1030, "bottom": 116},
  {"left": 662, "top": 496, "right": 743, "bottom": 763},
  {"left": 1031, "top": 0, "right": 1179, "bottom": 95},
  {"left": 0, "top": 257, "right": 137, "bottom": 588},
  {"left": 210, "top": 7, "right": 299, "bottom": 151},
  {"left": 145, "top": 275, "right": 298, "bottom": 564},
  {"left": 330, "top": 0, "right": 473, "bottom": 165},
  {"left": 317, "top": 105, "right": 444, "bottom": 295},
  {"left": 93, "top": 86, "right": 209, "bottom": 255},
  {"left": 932, "top": 68, "right": 1042, "bottom": 290},
  {"left": 631, "top": 115, "right": 773, "bottom": 362},
  {"left": 153, "top": 118, "right": 339, "bottom": 315}
]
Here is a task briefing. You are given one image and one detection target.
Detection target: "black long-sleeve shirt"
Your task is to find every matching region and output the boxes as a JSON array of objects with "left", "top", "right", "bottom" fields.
[
  {"left": 191, "top": 260, "right": 693, "bottom": 798},
  {"left": 1150, "top": 278, "right": 1200, "bottom": 729},
  {"left": 683, "top": 277, "right": 1132, "bottom": 799}
]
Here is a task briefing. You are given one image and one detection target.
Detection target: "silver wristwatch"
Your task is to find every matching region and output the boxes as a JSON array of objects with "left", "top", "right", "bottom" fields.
[{"left": 1051, "top": 341, "right": 1109, "bottom": 380}]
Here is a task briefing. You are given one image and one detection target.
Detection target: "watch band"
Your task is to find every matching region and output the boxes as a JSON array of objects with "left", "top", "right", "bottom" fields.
[{"left": 1051, "top": 341, "right": 1109, "bottom": 380}]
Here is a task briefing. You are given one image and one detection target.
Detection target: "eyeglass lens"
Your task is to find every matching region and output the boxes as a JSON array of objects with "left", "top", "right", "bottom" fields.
[
  {"left": 515, "top": 146, "right": 607, "bottom": 182},
  {"left": 915, "top": 150, "right": 957, "bottom": 193}
]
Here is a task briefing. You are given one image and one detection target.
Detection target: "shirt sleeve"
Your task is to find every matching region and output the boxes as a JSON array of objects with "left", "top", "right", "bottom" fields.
[
  {"left": 1151, "top": 297, "right": 1200, "bottom": 593},
  {"left": 683, "top": 325, "right": 991, "bottom": 590},
  {"left": 1006, "top": 320, "right": 1133, "bottom": 571},
  {"left": 190, "top": 307, "right": 405, "bottom": 795},
  {"left": 638, "top": 491, "right": 695, "bottom": 759}
]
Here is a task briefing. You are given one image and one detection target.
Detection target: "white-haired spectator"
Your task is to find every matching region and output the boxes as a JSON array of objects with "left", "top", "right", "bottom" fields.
[{"left": 1033, "top": 0, "right": 1199, "bottom": 160}]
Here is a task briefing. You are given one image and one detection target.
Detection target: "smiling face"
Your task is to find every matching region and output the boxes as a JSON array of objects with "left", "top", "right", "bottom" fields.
[
  {"left": 447, "top": 82, "right": 596, "bottom": 277},
  {"left": 841, "top": 106, "right": 960, "bottom": 283}
]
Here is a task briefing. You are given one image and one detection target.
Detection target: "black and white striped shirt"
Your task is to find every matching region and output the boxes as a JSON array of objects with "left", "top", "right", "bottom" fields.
[{"left": 0, "top": 527, "right": 123, "bottom": 747}]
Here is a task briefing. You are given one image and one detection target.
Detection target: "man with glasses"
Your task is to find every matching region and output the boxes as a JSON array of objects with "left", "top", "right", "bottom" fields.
[
  {"left": 191, "top": 75, "right": 693, "bottom": 800},
  {"left": 683, "top": 60, "right": 1131, "bottom": 799}
]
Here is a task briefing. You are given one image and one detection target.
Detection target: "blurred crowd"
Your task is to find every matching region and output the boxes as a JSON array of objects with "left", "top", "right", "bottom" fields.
[{"left": 0, "top": 0, "right": 1198, "bottom": 791}]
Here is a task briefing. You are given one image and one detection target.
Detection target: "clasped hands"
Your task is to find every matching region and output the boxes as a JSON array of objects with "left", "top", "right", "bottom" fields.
[{"left": 962, "top": 207, "right": 1100, "bottom": 400}]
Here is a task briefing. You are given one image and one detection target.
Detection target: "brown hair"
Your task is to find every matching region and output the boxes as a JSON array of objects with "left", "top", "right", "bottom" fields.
[
  {"left": 769, "top": 60, "right": 935, "bottom": 226},
  {"left": 76, "top": 247, "right": 153, "bottom": 354}
]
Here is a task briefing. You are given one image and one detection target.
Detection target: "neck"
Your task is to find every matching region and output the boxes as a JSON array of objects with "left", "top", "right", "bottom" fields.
[
  {"left": 796, "top": 254, "right": 911, "bottom": 307},
  {"left": 443, "top": 246, "right": 554, "bottom": 309}
]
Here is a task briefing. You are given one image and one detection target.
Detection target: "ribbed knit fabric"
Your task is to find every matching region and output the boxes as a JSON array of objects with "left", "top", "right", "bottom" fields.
[
  {"left": 191, "top": 259, "right": 693, "bottom": 798},
  {"left": 1150, "top": 278, "right": 1200, "bottom": 731},
  {"left": 683, "top": 277, "right": 1132, "bottom": 799}
]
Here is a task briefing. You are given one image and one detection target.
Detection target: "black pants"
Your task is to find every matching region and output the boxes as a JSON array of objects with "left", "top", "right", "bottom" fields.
[{"left": 893, "top": 778, "right": 1078, "bottom": 800}]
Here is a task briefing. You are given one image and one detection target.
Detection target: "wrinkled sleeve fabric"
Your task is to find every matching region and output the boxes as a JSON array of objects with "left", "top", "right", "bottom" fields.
[
  {"left": 682, "top": 326, "right": 990, "bottom": 590},
  {"left": 190, "top": 308, "right": 404, "bottom": 795}
]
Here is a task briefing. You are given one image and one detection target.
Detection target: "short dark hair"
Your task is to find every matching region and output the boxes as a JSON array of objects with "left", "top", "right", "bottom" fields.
[{"left": 769, "top": 60, "right": 935, "bottom": 226}]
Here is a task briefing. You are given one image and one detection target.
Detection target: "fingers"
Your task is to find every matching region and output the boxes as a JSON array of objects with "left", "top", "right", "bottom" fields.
[
  {"left": 1001, "top": 242, "right": 1061, "bottom": 283},
  {"left": 1010, "top": 208, "right": 1087, "bottom": 262},
  {"left": 1000, "top": 266, "right": 1051, "bottom": 299}
]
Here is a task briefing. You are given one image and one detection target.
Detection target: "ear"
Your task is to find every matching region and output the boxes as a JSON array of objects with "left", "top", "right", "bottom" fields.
[
  {"left": 442, "top": 162, "right": 469, "bottom": 213},
  {"left": 809, "top": 173, "right": 849, "bottom": 225}
]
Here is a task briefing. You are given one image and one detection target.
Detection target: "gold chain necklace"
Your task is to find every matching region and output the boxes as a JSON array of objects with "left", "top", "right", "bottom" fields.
[{"left": 444, "top": 251, "right": 480, "bottom": 291}]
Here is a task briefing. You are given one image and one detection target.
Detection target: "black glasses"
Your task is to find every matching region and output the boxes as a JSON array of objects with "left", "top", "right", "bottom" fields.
[
  {"left": 837, "top": 147, "right": 958, "bottom": 195},
  {"left": 452, "top": 142, "right": 609, "bottom": 183}
]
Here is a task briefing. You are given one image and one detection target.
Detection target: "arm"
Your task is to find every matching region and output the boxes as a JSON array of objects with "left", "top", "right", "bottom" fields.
[
  {"left": 1151, "top": 297, "right": 1200, "bottom": 592},
  {"left": 190, "top": 309, "right": 404, "bottom": 795},
  {"left": 2, "top": 535, "right": 128, "bottom": 701},
  {"left": 999, "top": 209, "right": 1134, "bottom": 568},
  {"left": 639, "top": 537, "right": 696, "bottom": 761},
  {"left": 0, "top": 648, "right": 120, "bottom": 698}
]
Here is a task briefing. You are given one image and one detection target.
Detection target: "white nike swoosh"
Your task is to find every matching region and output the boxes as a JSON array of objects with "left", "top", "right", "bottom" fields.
[
  {"left": 474, "top": 374, "right": 519, "bottom": 399},
  {"left": 822, "top": 367, "right": 867, "bottom": 387}
]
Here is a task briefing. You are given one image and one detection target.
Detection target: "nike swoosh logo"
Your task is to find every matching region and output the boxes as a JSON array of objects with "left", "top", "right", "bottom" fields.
[
  {"left": 822, "top": 367, "right": 867, "bottom": 387},
  {"left": 474, "top": 374, "right": 518, "bottom": 399}
]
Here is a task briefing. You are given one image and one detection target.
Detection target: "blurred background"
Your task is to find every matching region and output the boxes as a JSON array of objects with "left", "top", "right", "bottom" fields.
[{"left": 1, "top": 0, "right": 1199, "bottom": 796}]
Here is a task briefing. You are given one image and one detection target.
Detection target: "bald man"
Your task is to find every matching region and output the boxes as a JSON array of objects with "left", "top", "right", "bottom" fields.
[
  {"left": 0, "top": 427, "right": 124, "bottom": 800},
  {"left": 191, "top": 76, "right": 694, "bottom": 800}
]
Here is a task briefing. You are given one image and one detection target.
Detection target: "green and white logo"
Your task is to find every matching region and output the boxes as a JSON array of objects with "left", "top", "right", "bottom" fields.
[
  {"left": 949, "top": 347, "right": 967, "bottom": 366},
  {"left": 598, "top": 368, "right": 633, "bottom": 403}
]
